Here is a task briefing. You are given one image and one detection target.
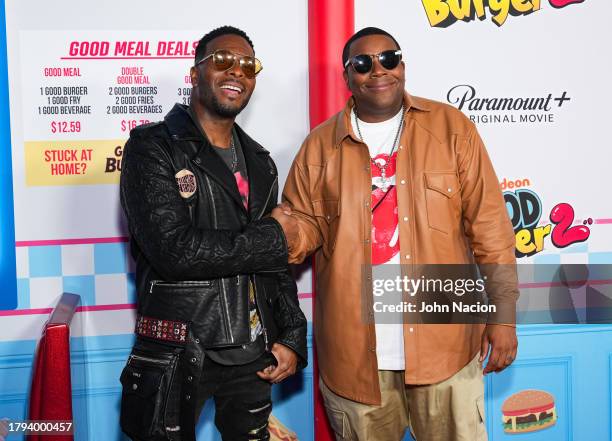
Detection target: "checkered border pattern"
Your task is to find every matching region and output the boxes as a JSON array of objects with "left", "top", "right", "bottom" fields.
[
  {"left": 10, "top": 231, "right": 611, "bottom": 310},
  {"left": 14, "top": 242, "right": 136, "bottom": 310}
]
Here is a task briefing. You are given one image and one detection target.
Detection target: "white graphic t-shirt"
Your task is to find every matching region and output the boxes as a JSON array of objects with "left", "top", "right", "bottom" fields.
[{"left": 351, "top": 107, "right": 405, "bottom": 370}]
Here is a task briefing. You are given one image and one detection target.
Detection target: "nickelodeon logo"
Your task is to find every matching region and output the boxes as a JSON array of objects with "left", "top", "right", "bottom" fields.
[
  {"left": 500, "top": 177, "right": 531, "bottom": 190},
  {"left": 422, "top": 0, "right": 584, "bottom": 27}
]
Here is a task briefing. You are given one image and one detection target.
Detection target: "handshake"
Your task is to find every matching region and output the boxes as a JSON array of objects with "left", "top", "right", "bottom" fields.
[{"left": 270, "top": 203, "right": 299, "bottom": 252}]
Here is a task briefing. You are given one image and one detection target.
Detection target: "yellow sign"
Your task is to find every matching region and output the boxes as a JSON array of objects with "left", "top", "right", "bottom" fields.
[
  {"left": 25, "top": 139, "right": 126, "bottom": 186},
  {"left": 422, "top": 0, "right": 541, "bottom": 27}
]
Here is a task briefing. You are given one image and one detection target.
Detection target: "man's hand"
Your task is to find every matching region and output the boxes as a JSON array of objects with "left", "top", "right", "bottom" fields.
[
  {"left": 480, "top": 324, "right": 518, "bottom": 374},
  {"left": 271, "top": 204, "right": 298, "bottom": 251},
  {"left": 276, "top": 202, "right": 292, "bottom": 215},
  {"left": 257, "top": 343, "right": 299, "bottom": 384}
]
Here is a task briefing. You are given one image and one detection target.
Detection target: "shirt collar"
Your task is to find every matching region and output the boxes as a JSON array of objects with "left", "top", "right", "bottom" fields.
[{"left": 334, "top": 92, "right": 430, "bottom": 148}]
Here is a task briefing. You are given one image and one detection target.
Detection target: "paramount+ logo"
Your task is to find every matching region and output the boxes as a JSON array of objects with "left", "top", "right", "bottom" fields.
[
  {"left": 421, "top": 0, "right": 585, "bottom": 27},
  {"left": 447, "top": 84, "right": 571, "bottom": 125}
]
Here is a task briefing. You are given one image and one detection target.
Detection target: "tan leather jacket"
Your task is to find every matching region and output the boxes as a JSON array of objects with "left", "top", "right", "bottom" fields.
[{"left": 283, "top": 93, "right": 518, "bottom": 405}]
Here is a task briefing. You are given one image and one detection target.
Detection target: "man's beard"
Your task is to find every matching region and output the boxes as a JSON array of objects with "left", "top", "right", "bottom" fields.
[{"left": 201, "top": 86, "right": 251, "bottom": 118}]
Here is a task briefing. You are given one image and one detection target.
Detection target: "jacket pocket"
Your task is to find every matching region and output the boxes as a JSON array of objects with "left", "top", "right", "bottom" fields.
[
  {"left": 312, "top": 199, "right": 340, "bottom": 259},
  {"left": 142, "top": 281, "right": 233, "bottom": 347},
  {"left": 424, "top": 171, "right": 461, "bottom": 234},
  {"left": 119, "top": 347, "right": 180, "bottom": 440}
]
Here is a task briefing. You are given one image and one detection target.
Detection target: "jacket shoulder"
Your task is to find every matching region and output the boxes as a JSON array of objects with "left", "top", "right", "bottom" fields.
[
  {"left": 128, "top": 120, "right": 168, "bottom": 140},
  {"left": 294, "top": 111, "right": 342, "bottom": 166},
  {"left": 124, "top": 121, "right": 173, "bottom": 162},
  {"left": 308, "top": 111, "right": 341, "bottom": 138},
  {"left": 410, "top": 96, "right": 476, "bottom": 141}
]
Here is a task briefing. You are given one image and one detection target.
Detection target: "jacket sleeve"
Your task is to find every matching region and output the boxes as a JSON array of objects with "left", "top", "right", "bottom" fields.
[
  {"left": 457, "top": 125, "right": 519, "bottom": 325},
  {"left": 281, "top": 156, "right": 324, "bottom": 264},
  {"left": 120, "top": 130, "right": 288, "bottom": 281},
  {"left": 273, "top": 267, "right": 308, "bottom": 370}
]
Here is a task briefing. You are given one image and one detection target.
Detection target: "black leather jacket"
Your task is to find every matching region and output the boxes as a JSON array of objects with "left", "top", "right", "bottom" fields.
[{"left": 119, "top": 104, "right": 307, "bottom": 441}]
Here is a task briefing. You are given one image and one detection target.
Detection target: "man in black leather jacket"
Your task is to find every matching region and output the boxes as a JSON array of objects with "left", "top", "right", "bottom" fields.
[{"left": 119, "top": 26, "right": 306, "bottom": 441}]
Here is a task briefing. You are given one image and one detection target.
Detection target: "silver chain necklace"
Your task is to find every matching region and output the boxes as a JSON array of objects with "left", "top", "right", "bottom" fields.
[
  {"left": 354, "top": 105, "right": 404, "bottom": 193},
  {"left": 230, "top": 135, "right": 238, "bottom": 172}
]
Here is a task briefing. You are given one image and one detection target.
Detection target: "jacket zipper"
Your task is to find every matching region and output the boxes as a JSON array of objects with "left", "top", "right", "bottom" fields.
[
  {"left": 128, "top": 353, "right": 175, "bottom": 366},
  {"left": 149, "top": 280, "right": 212, "bottom": 294},
  {"left": 220, "top": 278, "right": 235, "bottom": 343},
  {"left": 253, "top": 175, "right": 277, "bottom": 350},
  {"left": 204, "top": 175, "right": 218, "bottom": 227},
  {"left": 203, "top": 174, "right": 233, "bottom": 342},
  {"left": 256, "top": 175, "right": 278, "bottom": 220}
]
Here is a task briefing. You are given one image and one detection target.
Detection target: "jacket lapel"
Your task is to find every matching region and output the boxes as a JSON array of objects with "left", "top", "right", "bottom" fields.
[
  {"left": 235, "top": 125, "right": 276, "bottom": 221},
  {"left": 165, "top": 104, "right": 245, "bottom": 212}
]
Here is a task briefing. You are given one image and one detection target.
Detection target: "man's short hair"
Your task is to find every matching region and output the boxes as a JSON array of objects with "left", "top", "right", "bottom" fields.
[
  {"left": 194, "top": 26, "right": 255, "bottom": 65},
  {"left": 342, "top": 27, "right": 401, "bottom": 68}
]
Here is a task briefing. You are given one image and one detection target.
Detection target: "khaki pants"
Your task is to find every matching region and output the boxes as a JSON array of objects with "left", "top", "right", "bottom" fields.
[{"left": 319, "top": 355, "right": 486, "bottom": 441}]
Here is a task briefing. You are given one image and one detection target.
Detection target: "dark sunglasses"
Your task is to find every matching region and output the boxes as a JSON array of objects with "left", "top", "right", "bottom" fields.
[
  {"left": 344, "top": 49, "right": 402, "bottom": 74},
  {"left": 195, "top": 49, "right": 263, "bottom": 79}
]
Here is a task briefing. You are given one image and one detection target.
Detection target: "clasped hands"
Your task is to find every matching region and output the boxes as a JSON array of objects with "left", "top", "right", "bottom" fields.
[{"left": 270, "top": 202, "right": 299, "bottom": 251}]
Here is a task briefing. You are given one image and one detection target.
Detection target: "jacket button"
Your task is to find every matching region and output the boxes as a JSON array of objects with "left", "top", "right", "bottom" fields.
[
  {"left": 447, "top": 187, "right": 452, "bottom": 192},
  {"left": 185, "top": 394, "right": 191, "bottom": 401},
  {"left": 191, "top": 357, "right": 197, "bottom": 364},
  {"left": 400, "top": 180, "right": 406, "bottom": 185},
  {"left": 132, "top": 383, "right": 138, "bottom": 390},
  {"left": 409, "top": 327, "right": 414, "bottom": 333},
  {"left": 267, "top": 297, "right": 273, "bottom": 306},
  {"left": 194, "top": 338, "right": 200, "bottom": 344},
  {"left": 405, "top": 255, "right": 411, "bottom": 260},
  {"left": 403, "top": 217, "right": 408, "bottom": 222},
  {"left": 369, "top": 347, "right": 376, "bottom": 352},
  {"left": 187, "top": 376, "right": 193, "bottom": 382}
]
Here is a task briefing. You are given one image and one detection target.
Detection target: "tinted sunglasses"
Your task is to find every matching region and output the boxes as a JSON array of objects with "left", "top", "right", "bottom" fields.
[
  {"left": 195, "top": 49, "right": 263, "bottom": 79},
  {"left": 344, "top": 49, "right": 402, "bottom": 74}
]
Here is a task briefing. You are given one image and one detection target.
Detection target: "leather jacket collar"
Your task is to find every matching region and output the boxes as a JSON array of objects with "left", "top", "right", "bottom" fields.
[{"left": 164, "top": 104, "right": 276, "bottom": 220}]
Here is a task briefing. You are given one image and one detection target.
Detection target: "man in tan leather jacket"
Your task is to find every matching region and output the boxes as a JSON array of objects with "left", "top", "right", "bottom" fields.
[{"left": 273, "top": 27, "right": 519, "bottom": 441}]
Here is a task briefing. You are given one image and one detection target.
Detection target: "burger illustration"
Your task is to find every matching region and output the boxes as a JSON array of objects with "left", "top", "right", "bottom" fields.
[
  {"left": 268, "top": 414, "right": 299, "bottom": 441},
  {"left": 501, "top": 390, "right": 557, "bottom": 433}
]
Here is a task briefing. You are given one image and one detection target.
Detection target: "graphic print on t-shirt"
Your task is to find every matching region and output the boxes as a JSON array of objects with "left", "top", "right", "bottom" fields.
[
  {"left": 371, "top": 151, "right": 399, "bottom": 265},
  {"left": 234, "top": 171, "right": 249, "bottom": 210}
]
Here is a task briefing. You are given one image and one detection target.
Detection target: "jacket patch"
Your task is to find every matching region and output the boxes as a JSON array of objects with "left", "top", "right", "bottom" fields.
[
  {"left": 136, "top": 314, "right": 188, "bottom": 344},
  {"left": 175, "top": 169, "right": 197, "bottom": 198}
]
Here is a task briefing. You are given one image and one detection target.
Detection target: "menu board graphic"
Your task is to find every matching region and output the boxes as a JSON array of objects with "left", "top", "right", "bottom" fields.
[{"left": 19, "top": 32, "right": 198, "bottom": 188}]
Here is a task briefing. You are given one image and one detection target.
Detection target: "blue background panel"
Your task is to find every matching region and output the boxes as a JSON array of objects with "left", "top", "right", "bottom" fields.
[
  {"left": 0, "top": 0, "right": 16, "bottom": 310},
  {"left": 93, "top": 243, "right": 128, "bottom": 275},
  {"left": 28, "top": 246, "right": 62, "bottom": 278}
]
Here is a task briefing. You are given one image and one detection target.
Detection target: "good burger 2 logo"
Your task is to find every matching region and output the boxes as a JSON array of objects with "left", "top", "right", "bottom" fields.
[
  {"left": 502, "top": 178, "right": 591, "bottom": 257},
  {"left": 447, "top": 85, "right": 570, "bottom": 125},
  {"left": 422, "top": 0, "right": 585, "bottom": 27}
]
